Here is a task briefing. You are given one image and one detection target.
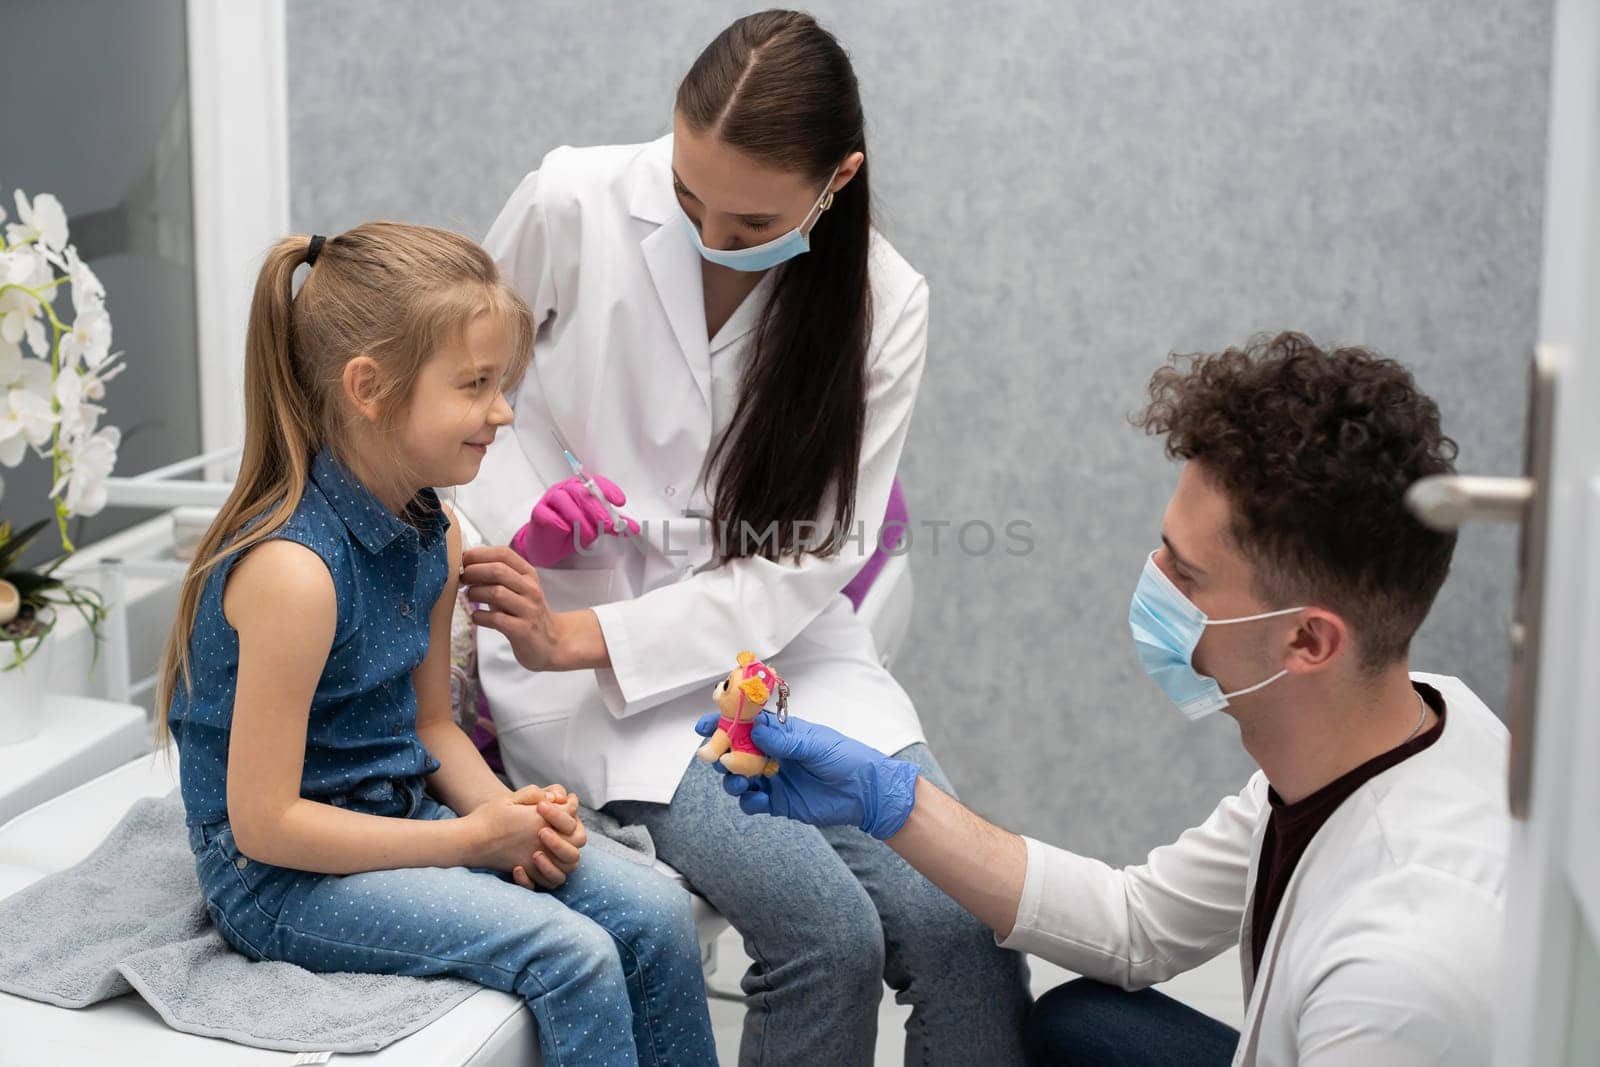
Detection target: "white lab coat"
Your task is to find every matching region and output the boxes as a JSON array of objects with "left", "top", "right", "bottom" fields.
[
  {"left": 1001, "top": 673, "right": 1508, "bottom": 1066},
  {"left": 455, "top": 136, "right": 929, "bottom": 806}
]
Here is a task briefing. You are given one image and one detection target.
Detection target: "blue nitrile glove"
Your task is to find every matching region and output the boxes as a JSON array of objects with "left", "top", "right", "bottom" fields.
[{"left": 692, "top": 711, "right": 920, "bottom": 840}]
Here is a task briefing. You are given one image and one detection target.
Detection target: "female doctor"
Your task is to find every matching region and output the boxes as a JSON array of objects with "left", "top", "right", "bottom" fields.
[{"left": 456, "top": 10, "right": 1030, "bottom": 1065}]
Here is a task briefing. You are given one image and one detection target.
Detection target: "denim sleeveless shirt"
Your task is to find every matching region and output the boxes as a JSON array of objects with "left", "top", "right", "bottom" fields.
[{"left": 168, "top": 449, "right": 449, "bottom": 830}]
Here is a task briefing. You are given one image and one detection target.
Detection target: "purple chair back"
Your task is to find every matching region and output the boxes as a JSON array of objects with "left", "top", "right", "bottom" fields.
[{"left": 841, "top": 478, "right": 908, "bottom": 611}]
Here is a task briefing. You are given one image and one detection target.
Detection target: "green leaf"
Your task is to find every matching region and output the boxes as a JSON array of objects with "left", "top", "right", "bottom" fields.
[
  {"left": 8, "top": 572, "right": 62, "bottom": 599},
  {"left": 0, "top": 519, "right": 51, "bottom": 575}
]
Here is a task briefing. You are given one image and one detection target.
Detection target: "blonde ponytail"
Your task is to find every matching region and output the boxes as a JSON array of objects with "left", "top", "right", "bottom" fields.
[{"left": 155, "top": 237, "right": 320, "bottom": 741}]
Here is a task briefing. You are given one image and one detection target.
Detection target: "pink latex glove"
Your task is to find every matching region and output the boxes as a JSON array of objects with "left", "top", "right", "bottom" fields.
[{"left": 509, "top": 475, "right": 640, "bottom": 567}]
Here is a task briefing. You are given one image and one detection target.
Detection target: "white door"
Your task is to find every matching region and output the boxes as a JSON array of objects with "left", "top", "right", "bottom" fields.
[{"left": 1484, "top": 0, "right": 1600, "bottom": 1060}]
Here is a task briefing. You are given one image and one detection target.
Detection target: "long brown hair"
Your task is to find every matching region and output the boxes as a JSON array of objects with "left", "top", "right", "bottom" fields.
[
  {"left": 155, "top": 222, "right": 533, "bottom": 742},
  {"left": 677, "top": 10, "right": 873, "bottom": 561}
]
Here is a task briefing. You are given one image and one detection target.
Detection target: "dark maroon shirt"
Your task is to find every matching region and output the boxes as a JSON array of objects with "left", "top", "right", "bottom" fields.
[{"left": 1249, "top": 683, "right": 1447, "bottom": 974}]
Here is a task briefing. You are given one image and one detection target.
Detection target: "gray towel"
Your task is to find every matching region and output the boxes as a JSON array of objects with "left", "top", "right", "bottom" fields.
[
  {"left": 0, "top": 789, "right": 658, "bottom": 1053},
  {"left": 579, "top": 802, "right": 657, "bottom": 866}
]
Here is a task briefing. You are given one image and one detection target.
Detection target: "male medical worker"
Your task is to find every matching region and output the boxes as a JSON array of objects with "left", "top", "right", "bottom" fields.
[{"left": 707, "top": 332, "right": 1510, "bottom": 1066}]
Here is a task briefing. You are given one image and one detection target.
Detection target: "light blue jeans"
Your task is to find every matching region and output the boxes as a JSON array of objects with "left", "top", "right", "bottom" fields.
[
  {"left": 609, "top": 743, "right": 1033, "bottom": 1066},
  {"left": 190, "top": 778, "right": 716, "bottom": 1066}
]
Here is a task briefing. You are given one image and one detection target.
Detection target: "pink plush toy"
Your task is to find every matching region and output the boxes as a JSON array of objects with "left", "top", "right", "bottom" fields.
[{"left": 695, "top": 651, "right": 789, "bottom": 777}]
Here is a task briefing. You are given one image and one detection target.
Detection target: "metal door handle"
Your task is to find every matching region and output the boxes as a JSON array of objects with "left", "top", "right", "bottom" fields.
[
  {"left": 1404, "top": 346, "right": 1561, "bottom": 818},
  {"left": 1406, "top": 475, "right": 1535, "bottom": 531}
]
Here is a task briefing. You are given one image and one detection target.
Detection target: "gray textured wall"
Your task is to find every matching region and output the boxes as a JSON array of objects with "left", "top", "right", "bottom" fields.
[{"left": 288, "top": 1, "right": 1551, "bottom": 865}]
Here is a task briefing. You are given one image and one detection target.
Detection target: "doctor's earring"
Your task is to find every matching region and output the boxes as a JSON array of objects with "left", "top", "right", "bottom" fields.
[{"left": 818, "top": 190, "right": 835, "bottom": 213}]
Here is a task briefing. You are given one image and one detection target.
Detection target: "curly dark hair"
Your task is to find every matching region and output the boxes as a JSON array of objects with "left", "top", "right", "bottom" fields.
[{"left": 1134, "top": 332, "right": 1459, "bottom": 672}]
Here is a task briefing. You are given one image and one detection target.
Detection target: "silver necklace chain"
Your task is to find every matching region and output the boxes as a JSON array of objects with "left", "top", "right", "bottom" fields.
[{"left": 1402, "top": 690, "right": 1429, "bottom": 744}]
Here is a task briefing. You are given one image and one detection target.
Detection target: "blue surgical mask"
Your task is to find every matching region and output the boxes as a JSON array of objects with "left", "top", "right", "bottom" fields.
[
  {"left": 1128, "top": 551, "right": 1305, "bottom": 722},
  {"left": 679, "top": 165, "right": 840, "bottom": 273}
]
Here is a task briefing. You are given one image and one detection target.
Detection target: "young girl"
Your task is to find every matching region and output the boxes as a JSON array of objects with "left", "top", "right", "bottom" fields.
[{"left": 158, "top": 222, "right": 717, "bottom": 1066}]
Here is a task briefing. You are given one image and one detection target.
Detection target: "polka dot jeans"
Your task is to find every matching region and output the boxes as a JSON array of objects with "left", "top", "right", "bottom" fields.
[{"left": 189, "top": 786, "right": 716, "bottom": 1066}]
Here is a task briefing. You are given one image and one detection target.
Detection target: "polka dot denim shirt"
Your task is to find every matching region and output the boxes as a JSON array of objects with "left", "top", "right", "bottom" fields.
[{"left": 169, "top": 448, "right": 450, "bottom": 833}]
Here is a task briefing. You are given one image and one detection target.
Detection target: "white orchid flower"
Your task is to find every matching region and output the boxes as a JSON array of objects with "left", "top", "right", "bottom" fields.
[
  {"left": 0, "top": 430, "right": 23, "bottom": 468},
  {"left": 19, "top": 390, "right": 55, "bottom": 447},
  {"left": 24, "top": 317, "right": 46, "bottom": 358},
  {"left": 63, "top": 247, "right": 104, "bottom": 311},
  {"left": 4, "top": 340, "right": 53, "bottom": 387},
  {"left": 11, "top": 377, "right": 56, "bottom": 445},
  {"left": 7, "top": 190, "right": 69, "bottom": 252},
  {"left": 0, "top": 246, "right": 38, "bottom": 286},
  {"left": 65, "top": 406, "right": 104, "bottom": 443},
  {"left": 25, "top": 246, "right": 55, "bottom": 292},
  {"left": 0, "top": 309, "right": 22, "bottom": 345},
  {"left": 59, "top": 306, "right": 112, "bottom": 369},
  {"left": 0, "top": 345, "right": 48, "bottom": 393},
  {"left": 0, "top": 289, "right": 45, "bottom": 353},
  {"left": 0, "top": 252, "right": 47, "bottom": 343},
  {"left": 0, "top": 337, "right": 19, "bottom": 385},
  {"left": 53, "top": 424, "right": 120, "bottom": 516},
  {"left": 20, "top": 356, "right": 48, "bottom": 393},
  {"left": 54, "top": 363, "right": 115, "bottom": 441},
  {"left": 0, "top": 252, "right": 54, "bottom": 348},
  {"left": 0, "top": 382, "right": 57, "bottom": 466},
  {"left": 0, "top": 308, "right": 48, "bottom": 358},
  {"left": 1, "top": 185, "right": 124, "bottom": 527},
  {"left": 55, "top": 366, "right": 88, "bottom": 420},
  {"left": 0, "top": 250, "right": 47, "bottom": 329}
]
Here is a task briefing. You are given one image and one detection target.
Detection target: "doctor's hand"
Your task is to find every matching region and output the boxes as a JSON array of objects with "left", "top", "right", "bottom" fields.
[
  {"left": 510, "top": 476, "right": 640, "bottom": 568},
  {"left": 461, "top": 545, "right": 603, "bottom": 671},
  {"left": 694, "top": 712, "right": 921, "bottom": 841}
]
